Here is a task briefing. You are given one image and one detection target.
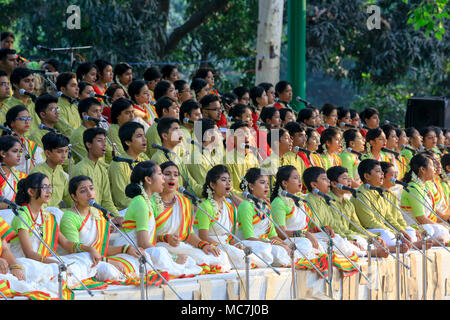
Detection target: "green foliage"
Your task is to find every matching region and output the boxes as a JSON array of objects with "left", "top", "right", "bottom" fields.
[
  {"left": 165, "top": 0, "right": 259, "bottom": 93},
  {"left": 403, "top": 0, "right": 449, "bottom": 40}
]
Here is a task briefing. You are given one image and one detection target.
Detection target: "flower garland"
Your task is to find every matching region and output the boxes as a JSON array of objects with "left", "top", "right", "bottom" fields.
[
  {"left": 152, "top": 192, "right": 165, "bottom": 213},
  {"left": 207, "top": 186, "right": 222, "bottom": 220},
  {"left": 139, "top": 182, "right": 155, "bottom": 215}
]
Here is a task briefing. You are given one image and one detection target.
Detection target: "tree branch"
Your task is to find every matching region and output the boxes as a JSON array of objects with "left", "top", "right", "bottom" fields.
[{"left": 163, "top": 0, "right": 230, "bottom": 57}]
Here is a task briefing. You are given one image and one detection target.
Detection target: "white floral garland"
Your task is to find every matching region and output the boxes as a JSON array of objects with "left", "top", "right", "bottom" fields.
[
  {"left": 139, "top": 183, "right": 155, "bottom": 215},
  {"left": 152, "top": 192, "right": 165, "bottom": 213},
  {"left": 207, "top": 186, "right": 221, "bottom": 220}
]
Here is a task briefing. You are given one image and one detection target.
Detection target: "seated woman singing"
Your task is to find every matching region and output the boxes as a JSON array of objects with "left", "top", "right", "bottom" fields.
[
  {"left": 60, "top": 175, "right": 143, "bottom": 281},
  {"left": 152, "top": 161, "right": 231, "bottom": 273},
  {"left": 115, "top": 160, "right": 202, "bottom": 276},
  {"left": 195, "top": 165, "right": 259, "bottom": 270},
  {"left": 237, "top": 168, "right": 292, "bottom": 267}
]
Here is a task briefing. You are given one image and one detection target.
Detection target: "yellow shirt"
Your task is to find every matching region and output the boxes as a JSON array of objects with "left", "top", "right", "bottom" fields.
[
  {"left": 55, "top": 97, "right": 81, "bottom": 137},
  {"left": 224, "top": 149, "right": 260, "bottom": 198},
  {"left": 108, "top": 152, "right": 149, "bottom": 211}
]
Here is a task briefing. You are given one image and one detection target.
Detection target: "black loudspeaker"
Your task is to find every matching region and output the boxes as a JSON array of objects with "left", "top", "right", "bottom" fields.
[{"left": 405, "top": 97, "right": 449, "bottom": 129}]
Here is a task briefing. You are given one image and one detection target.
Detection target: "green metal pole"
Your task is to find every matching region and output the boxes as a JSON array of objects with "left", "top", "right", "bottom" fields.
[{"left": 288, "top": 0, "right": 306, "bottom": 111}]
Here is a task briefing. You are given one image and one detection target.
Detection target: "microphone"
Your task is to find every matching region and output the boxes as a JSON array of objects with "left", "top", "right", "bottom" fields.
[
  {"left": 38, "top": 124, "right": 58, "bottom": 133},
  {"left": 19, "top": 89, "right": 37, "bottom": 101},
  {"left": 0, "top": 196, "right": 20, "bottom": 210},
  {"left": 381, "top": 147, "right": 399, "bottom": 158},
  {"left": 241, "top": 143, "right": 260, "bottom": 152},
  {"left": 363, "top": 183, "right": 385, "bottom": 194},
  {"left": 183, "top": 118, "right": 195, "bottom": 125},
  {"left": 56, "top": 91, "right": 77, "bottom": 104},
  {"left": 390, "top": 177, "right": 409, "bottom": 188},
  {"left": 346, "top": 147, "right": 362, "bottom": 158},
  {"left": 188, "top": 138, "right": 204, "bottom": 150},
  {"left": 0, "top": 124, "right": 13, "bottom": 135},
  {"left": 340, "top": 122, "right": 356, "bottom": 128},
  {"left": 295, "top": 96, "right": 312, "bottom": 107},
  {"left": 36, "top": 45, "right": 53, "bottom": 51},
  {"left": 255, "top": 121, "right": 273, "bottom": 128},
  {"left": 437, "top": 144, "right": 450, "bottom": 151},
  {"left": 312, "top": 188, "right": 334, "bottom": 203},
  {"left": 89, "top": 92, "right": 110, "bottom": 100},
  {"left": 151, "top": 143, "right": 174, "bottom": 155},
  {"left": 359, "top": 123, "right": 370, "bottom": 130},
  {"left": 293, "top": 146, "right": 313, "bottom": 155},
  {"left": 242, "top": 191, "right": 264, "bottom": 203},
  {"left": 88, "top": 199, "right": 108, "bottom": 215},
  {"left": 401, "top": 144, "right": 416, "bottom": 153},
  {"left": 323, "top": 123, "right": 340, "bottom": 130},
  {"left": 336, "top": 183, "right": 358, "bottom": 195},
  {"left": 112, "top": 156, "right": 139, "bottom": 165},
  {"left": 280, "top": 190, "right": 305, "bottom": 203},
  {"left": 83, "top": 115, "right": 102, "bottom": 124},
  {"left": 177, "top": 186, "right": 202, "bottom": 203}
]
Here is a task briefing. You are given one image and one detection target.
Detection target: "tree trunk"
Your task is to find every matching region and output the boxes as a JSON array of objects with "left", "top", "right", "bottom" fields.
[{"left": 255, "top": 0, "right": 284, "bottom": 86}]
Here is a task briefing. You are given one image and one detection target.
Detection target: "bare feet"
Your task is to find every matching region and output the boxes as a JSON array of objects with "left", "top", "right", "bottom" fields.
[
  {"left": 373, "top": 247, "right": 389, "bottom": 258},
  {"left": 176, "top": 254, "right": 187, "bottom": 264}
]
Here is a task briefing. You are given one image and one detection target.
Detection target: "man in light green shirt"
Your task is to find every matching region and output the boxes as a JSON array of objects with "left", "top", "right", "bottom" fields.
[
  {"left": 70, "top": 97, "right": 113, "bottom": 165},
  {"left": 4, "top": 67, "right": 39, "bottom": 136},
  {"left": 223, "top": 121, "right": 259, "bottom": 204},
  {"left": 28, "top": 93, "right": 60, "bottom": 147},
  {"left": 0, "top": 70, "right": 12, "bottom": 126},
  {"left": 326, "top": 165, "right": 390, "bottom": 257},
  {"left": 145, "top": 96, "right": 179, "bottom": 159},
  {"left": 70, "top": 127, "right": 120, "bottom": 221},
  {"left": 150, "top": 116, "right": 202, "bottom": 196},
  {"left": 108, "top": 122, "right": 149, "bottom": 211},
  {"left": 30, "top": 132, "right": 72, "bottom": 208},
  {"left": 186, "top": 118, "right": 225, "bottom": 198},
  {"left": 109, "top": 98, "right": 136, "bottom": 157},
  {"left": 178, "top": 99, "right": 202, "bottom": 154},
  {"left": 261, "top": 128, "right": 305, "bottom": 195},
  {"left": 54, "top": 72, "right": 81, "bottom": 137},
  {"left": 350, "top": 159, "right": 410, "bottom": 252}
]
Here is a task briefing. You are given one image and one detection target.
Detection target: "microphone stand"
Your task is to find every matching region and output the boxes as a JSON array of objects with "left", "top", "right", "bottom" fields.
[
  {"left": 301, "top": 198, "right": 334, "bottom": 299},
  {"left": 8, "top": 206, "right": 93, "bottom": 299},
  {"left": 0, "top": 289, "right": 8, "bottom": 300},
  {"left": 314, "top": 197, "right": 370, "bottom": 284},
  {"left": 193, "top": 201, "right": 280, "bottom": 300},
  {"left": 99, "top": 207, "right": 183, "bottom": 300},
  {"left": 325, "top": 201, "right": 373, "bottom": 284},
  {"left": 261, "top": 202, "right": 331, "bottom": 299},
  {"left": 379, "top": 191, "right": 437, "bottom": 259},
  {"left": 352, "top": 191, "right": 410, "bottom": 269}
]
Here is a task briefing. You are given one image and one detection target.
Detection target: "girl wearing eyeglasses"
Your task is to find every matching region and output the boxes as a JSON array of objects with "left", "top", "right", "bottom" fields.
[{"left": 4, "top": 105, "right": 44, "bottom": 174}]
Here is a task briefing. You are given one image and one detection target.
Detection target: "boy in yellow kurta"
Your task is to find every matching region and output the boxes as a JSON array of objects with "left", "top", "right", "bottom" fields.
[
  {"left": 70, "top": 127, "right": 121, "bottom": 222},
  {"left": 54, "top": 72, "right": 81, "bottom": 137},
  {"left": 108, "top": 122, "right": 149, "bottom": 211},
  {"left": 30, "top": 132, "right": 72, "bottom": 208},
  {"left": 145, "top": 96, "right": 179, "bottom": 159},
  {"left": 69, "top": 97, "right": 113, "bottom": 165},
  {"left": 150, "top": 116, "right": 203, "bottom": 196}
]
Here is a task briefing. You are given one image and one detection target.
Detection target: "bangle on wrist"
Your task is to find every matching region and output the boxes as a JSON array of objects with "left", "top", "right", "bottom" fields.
[
  {"left": 122, "top": 244, "right": 130, "bottom": 254},
  {"left": 197, "top": 241, "right": 209, "bottom": 249},
  {"left": 9, "top": 264, "right": 23, "bottom": 271}
]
